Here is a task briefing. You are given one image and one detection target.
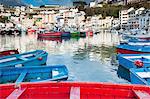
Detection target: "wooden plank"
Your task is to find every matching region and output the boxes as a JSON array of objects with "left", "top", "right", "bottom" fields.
[
  {"left": 70, "top": 87, "right": 80, "bottom": 99},
  {"left": 6, "top": 88, "right": 26, "bottom": 99},
  {"left": 133, "top": 90, "right": 150, "bottom": 99},
  {"left": 15, "top": 71, "right": 27, "bottom": 84}
]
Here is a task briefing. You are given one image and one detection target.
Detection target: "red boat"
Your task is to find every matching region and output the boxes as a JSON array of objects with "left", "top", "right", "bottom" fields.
[
  {"left": 38, "top": 37, "right": 62, "bottom": 42},
  {"left": 0, "top": 50, "right": 19, "bottom": 57},
  {"left": 1, "top": 82, "right": 150, "bottom": 99},
  {"left": 27, "top": 28, "right": 36, "bottom": 33},
  {"left": 38, "top": 32, "right": 62, "bottom": 38},
  {"left": 116, "top": 48, "right": 150, "bottom": 54},
  {"left": 86, "top": 31, "right": 93, "bottom": 36}
]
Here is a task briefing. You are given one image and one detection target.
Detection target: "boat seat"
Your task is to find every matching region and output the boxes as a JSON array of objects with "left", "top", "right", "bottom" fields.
[
  {"left": 15, "top": 71, "right": 27, "bottom": 84},
  {"left": 6, "top": 88, "right": 26, "bottom": 99},
  {"left": 16, "top": 56, "right": 28, "bottom": 61},
  {"left": 70, "top": 87, "right": 80, "bottom": 99},
  {"left": 133, "top": 90, "right": 150, "bottom": 99},
  {"left": 0, "top": 57, "right": 17, "bottom": 63},
  {"left": 136, "top": 72, "right": 150, "bottom": 78}
]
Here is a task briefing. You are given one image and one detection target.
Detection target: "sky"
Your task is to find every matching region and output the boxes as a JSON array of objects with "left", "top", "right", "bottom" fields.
[{"left": 22, "top": 0, "right": 92, "bottom": 6}]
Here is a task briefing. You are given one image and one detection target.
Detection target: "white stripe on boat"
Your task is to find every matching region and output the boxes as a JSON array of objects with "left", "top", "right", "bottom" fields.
[{"left": 136, "top": 72, "right": 150, "bottom": 78}]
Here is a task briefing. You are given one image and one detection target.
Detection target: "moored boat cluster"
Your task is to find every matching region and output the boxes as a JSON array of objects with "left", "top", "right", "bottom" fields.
[{"left": 116, "top": 31, "right": 150, "bottom": 86}]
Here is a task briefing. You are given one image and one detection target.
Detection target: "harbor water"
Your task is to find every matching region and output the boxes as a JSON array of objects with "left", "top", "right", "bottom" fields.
[{"left": 0, "top": 30, "right": 129, "bottom": 84}]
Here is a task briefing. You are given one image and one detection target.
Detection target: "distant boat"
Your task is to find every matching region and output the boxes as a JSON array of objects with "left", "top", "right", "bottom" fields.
[
  {"left": 61, "top": 32, "right": 71, "bottom": 37},
  {"left": 1, "top": 82, "right": 150, "bottom": 99},
  {"left": 70, "top": 32, "right": 80, "bottom": 37},
  {"left": 38, "top": 37, "right": 62, "bottom": 42},
  {"left": 0, "top": 65, "right": 68, "bottom": 84},
  {"left": 38, "top": 32, "right": 62, "bottom": 38},
  {"left": 130, "top": 68, "right": 150, "bottom": 85},
  {"left": 86, "top": 31, "right": 93, "bottom": 36},
  {"left": 0, "top": 49, "right": 19, "bottom": 57},
  {"left": 116, "top": 44, "right": 150, "bottom": 54},
  {"left": 0, "top": 50, "right": 48, "bottom": 68}
]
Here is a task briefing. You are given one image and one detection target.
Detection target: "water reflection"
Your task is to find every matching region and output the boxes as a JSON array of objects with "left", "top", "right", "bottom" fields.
[{"left": 0, "top": 30, "right": 128, "bottom": 84}]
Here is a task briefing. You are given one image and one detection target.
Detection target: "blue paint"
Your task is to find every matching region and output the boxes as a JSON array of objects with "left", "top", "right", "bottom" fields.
[
  {"left": 0, "top": 50, "right": 48, "bottom": 68},
  {"left": 130, "top": 68, "right": 150, "bottom": 85},
  {"left": 118, "top": 54, "right": 150, "bottom": 69},
  {"left": 0, "top": 65, "right": 68, "bottom": 84}
]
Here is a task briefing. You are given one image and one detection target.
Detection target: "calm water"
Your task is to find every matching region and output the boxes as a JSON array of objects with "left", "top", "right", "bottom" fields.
[{"left": 0, "top": 30, "right": 129, "bottom": 84}]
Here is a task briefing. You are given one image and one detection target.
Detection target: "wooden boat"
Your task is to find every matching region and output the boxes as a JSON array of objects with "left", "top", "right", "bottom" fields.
[
  {"left": 118, "top": 54, "right": 150, "bottom": 69},
  {"left": 0, "top": 65, "right": 68, "bottom": 84},
  {"left": 130, "top": 68, "right": 150, "bottom": 85},
  {"left": 80, "top": 32, "right": 86, "bottom": 37},
  {"left": 71, "top": 32, "right": 80, "bottom": 37},
  {"left": 38, "top": 32, "right": 62, "bottom": 38},
  {"left": 1, "top": 82, "right": 150, "bottom": 99},
  {"left": 118, "top": 54, "right": 150, "bottom": 81},
  {"left": 86, "top": 31, "right": 93, "bottom": 36},
  {"left": 116, "top": 44, "right": 150, "bottom": 54},
  {"left": 0, "top": 50, "right": 19, "bottom": 57},
  {"left": 61, "top": 32, "right": 71, "bottom": 37},
  {"left": 0, "top": 50, "right": 48, "bottom": 68}
]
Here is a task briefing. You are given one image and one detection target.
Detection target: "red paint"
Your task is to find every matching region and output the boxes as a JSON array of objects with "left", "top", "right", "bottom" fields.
[
  {"left": 1, "top": 82, "right": 150, "bottom": 99},
  {"left": 28, "top": 29, "right": 36, "bottom": 33},
  {"left": 38, "top": 37, "right": 62, "bottom": 42},
  {"left": 0, "top": 50, "right": 19, "bottom": 57},
  {"left": 38, "top": 32, "right": 62, "bottom": 38},
  {"left": 86, "top": 31, "right": 93, "bottom": 36},
  {"left": 134, "top": 60, "right": 144, "bottom": 68},
  {"left": 116, "top": 48, "right": 150, "bottom": 54},
  {"left": 38, "top": 57, "right": 43, "bottom": 61}
]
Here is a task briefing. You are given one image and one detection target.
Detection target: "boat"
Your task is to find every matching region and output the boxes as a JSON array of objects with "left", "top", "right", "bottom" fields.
[
  {"left": 27, "top": 28, "right": 36, "bottom": 33},
  {"left": 130, "top": 68, "right": 150, "bottom": 85},
  {"left": 86, "top": 31, "right": 93, "bottom": 36},
  {"left": 38, "top": 32, "right": 62, "bottom": 38},
  {"left": 71, "top": 32, "right": 80, "bottom": 37},
  {"left": 80, "top": 32, "right": 86, "bottom": 37},
  {"left": 116, "top": 44, "right": 150, "bottom": 54},
  {"left": 0, "top": 65, "right": 68, "bottom": 84},
  {"left": 118, "top": 54, "right": 150, "bottom": 81},
  {"left": 118, "top": 54, "right": 150, "bottom": 69},
  {"left": 61, "top": 32, "right": 71, "bottom": 37},
  {"left": 1, "top": 82, "right": 150, "bottom": 99},
  {"left": 0, "top": 50, "right": 19, "bottom": 57},
  {"left": 0, "top": 50, "right": 48, "bottom": 68}
]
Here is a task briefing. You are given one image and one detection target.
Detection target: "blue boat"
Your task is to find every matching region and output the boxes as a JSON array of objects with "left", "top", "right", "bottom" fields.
[
  {"left": 117, "top": 44, "right": 150, "bottom": 54},
  {"left": 118, "top": 54, "right": 150, "bottom": 69},
  {"left": 118, "top": 54, "right": 150, "bottom": 81},
  {"left": 0, "top": 65, "right": 68, "bottom": 84},
  {"left": 61, "top": 32, "right": 71, "bottom": 37},
  {"left": 130, "top": 68, "right": 150, "bottom": 85},
  {"left": 0, "top": 50, "right": 48, "bottom": 68}
]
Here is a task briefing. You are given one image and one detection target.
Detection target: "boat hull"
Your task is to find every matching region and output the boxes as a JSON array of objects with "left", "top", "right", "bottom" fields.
[
  {"left": 130, "top": 68, "right": 150, "bottom": 85},
  {"left": 0, "top": 50, "right": 19, "bottom": 57},
  {"left": 1, "top": 82, "right": 150, "bottom": 99},
  {"left": 0, "top": 50, "right": 48, "bottom": 68},
  {"left": 61, "top": 32, "right": 71, "bottom": 37},
  {"left": 0, "top": 65, "right": 68, "bottom": 84},
  {"left": 38, "top": 32, "right": 62, "bottom": 38},
  {"left": 116, "top": 48, "right": 149, "bottom": 54}
]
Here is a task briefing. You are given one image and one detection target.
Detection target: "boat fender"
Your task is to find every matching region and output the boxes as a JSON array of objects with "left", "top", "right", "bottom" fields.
[
  {"left": 134, "top": 60, "right": 144, "bottom": 68},
  {"left": 38, "top": 57, "right": 43, "bottom": 61}
]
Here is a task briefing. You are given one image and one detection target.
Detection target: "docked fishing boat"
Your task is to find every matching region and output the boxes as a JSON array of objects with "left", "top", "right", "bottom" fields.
[
  {"left": 61, "top": 32, "right": 71, "bottom": 37},
  {"left": 0, "top": 49, "right": 19, "bottom": 57},
  {"left": 116, "top": 44, "right": 150, "bottom": 54},
  {"left": 1, "top": 82, "right": 150, "bottom": 99},
  {"left": 118, "top": 54, "right": 150, "bottom": 81},
  {"left": 80, "top": 32, "right": 86, "bottom": 37},
  {"left": 0, "top": 50, "right": 48, "bottom": 68},
  {"left": 86, "top": 31, "right": 93, "bottom": 36},
  {"left": 0, "top": 65, "right": 68, "bottom": 84},
  {"left": 118, "top": 54, "right": 150, "bottom": 69},
  {"left": 130, "top": 68, "right": 150, "bottom": 85},
  {"left": 70, "top": 32, "right": 80, "bottom": 37},
  {"left": 38, "top": 32, "right": 62, "bottom": 38}
]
